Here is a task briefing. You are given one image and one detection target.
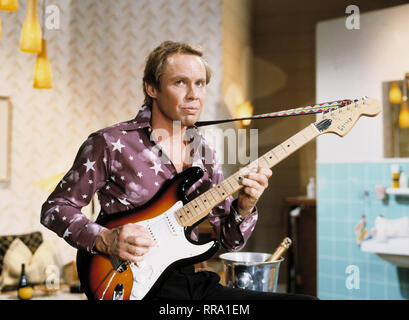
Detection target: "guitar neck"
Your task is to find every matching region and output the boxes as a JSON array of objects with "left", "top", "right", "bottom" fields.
[{"left": 175, "top": 123, "right": 321, "bottom": 227}]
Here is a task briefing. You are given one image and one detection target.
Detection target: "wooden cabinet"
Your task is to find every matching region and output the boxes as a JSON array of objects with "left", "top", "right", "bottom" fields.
[{"left": 283, "top": 196, "right": 316, "bottom": 296}]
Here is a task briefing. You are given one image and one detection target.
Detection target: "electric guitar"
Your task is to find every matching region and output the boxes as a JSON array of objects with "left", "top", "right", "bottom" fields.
[{"left": 76, "top": 97, "right": 381, "bottom": 300}]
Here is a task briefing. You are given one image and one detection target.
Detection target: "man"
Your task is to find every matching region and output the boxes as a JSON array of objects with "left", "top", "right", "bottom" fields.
[{"left": 41, "top": 41, "right": 314, "bottom": 300}]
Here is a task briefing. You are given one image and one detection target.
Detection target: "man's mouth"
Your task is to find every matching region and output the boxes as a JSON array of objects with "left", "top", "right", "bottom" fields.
[{"left": 181, "top": 106, "right": 200, "bottom": 114}]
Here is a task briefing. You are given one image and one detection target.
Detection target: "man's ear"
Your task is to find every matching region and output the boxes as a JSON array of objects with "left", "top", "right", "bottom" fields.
[{"left": 144, "top": 81, "right": 158, "bottom": 99}]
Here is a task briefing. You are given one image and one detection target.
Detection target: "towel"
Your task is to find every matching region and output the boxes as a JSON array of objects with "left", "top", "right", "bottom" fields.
[{"left": 371, "top": 216, "right": 409, "bottom": 242}]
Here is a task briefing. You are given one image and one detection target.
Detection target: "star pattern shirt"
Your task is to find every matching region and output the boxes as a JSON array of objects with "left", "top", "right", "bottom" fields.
[{"left": 40, "top": 106, "right": 258, "bottom": 254}]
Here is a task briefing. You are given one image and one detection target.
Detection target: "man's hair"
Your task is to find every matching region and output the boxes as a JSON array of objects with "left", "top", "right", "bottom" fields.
[{"left": 142, "top": 40, "right": 212, "bottom": 107}]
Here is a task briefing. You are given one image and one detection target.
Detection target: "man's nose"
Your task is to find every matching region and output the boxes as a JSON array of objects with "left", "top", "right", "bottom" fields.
[{"left": 186, "top": 84, "right": 199, "bottom": 100}]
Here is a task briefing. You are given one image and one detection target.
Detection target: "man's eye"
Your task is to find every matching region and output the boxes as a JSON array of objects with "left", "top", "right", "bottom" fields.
[
  {"left": 196, "top": 81, "right": 205, "bottom": 87},
  {"left": 175, "top": 80, "right": 184, "bottom": 85}
]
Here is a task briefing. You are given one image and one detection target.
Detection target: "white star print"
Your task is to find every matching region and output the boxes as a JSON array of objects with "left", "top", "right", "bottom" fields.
[
  {"left": 63, "top": 229, "right": 72, "bottom": 238},
  {"left": 112, "top": 139, "right": 125, "bottom": 153},
  {"left": 62, "top": 216, "right": 67, "bottom": 221},
  {"left": 119, "top": 198, "right": 131, "bottom": 206},
  {"left": 129, "top": 155, "right": 134, "bottom": 160},
  {"left": 121, "top": 130, "right": 127, "bottom": 135},
  {"left": 88, "top": 179, "right": 93, "bottom": 184},
  {"left": 82, "top": 194, "right": 88, "bottom": 199},
  {"left": 150, "top": 162, "right": 164, "bottom": 175},
  {"left": 137, "top": 172, "right": 143, "bottom": 178},
  {"left": 154, "top": 181, "right": 159, "bottom": 186},
  {"left": 139, "top": 139, "right": 143, "bottom": 143},
  {"left": 106, "top": 185, "right": 110, "bottom": 190},
  {"left": 83, "top": 158, "right": 96, "bottom": 172},
  {"left": 120, "top": 176, "right": 125, "bottom": 181}
]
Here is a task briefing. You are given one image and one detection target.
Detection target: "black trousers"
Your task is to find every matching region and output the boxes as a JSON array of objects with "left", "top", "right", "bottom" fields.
[{"left": 151, "top": 266, "right": 318, "bottom": 300}]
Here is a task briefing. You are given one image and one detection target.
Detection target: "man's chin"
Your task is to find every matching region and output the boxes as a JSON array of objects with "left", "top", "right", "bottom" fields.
[{"left": 179, "top": 115, "right": 200, "bottom": 127}]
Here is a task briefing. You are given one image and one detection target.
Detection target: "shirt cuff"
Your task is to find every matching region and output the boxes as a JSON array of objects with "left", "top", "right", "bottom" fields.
[{"left": 231, "top": 198, "right": 258, "bottom": 225}]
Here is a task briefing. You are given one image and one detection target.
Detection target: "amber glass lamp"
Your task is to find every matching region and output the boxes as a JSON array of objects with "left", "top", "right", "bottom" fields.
[
  {"left": 20, "top": 0, "right": 42, "bottom": 53},
  {"left": 0, "top": 0, "right": 19, "bottom": 11},
  {"left": 389, "top": 81, "right": 402, "bottom": 104},
  {"left": 237, "top": 101, "right": 254, "bottom": 127},
  {"left": 33, "top": 38, "right": 52, "bottom": 88},
  {"left": 399, "top": 97, "right": 409, "bottom": 129}
]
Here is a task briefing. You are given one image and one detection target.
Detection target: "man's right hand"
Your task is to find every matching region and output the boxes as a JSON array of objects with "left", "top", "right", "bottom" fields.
[{"left": 95, "top": 224, "right": 155, "bottom": 264}]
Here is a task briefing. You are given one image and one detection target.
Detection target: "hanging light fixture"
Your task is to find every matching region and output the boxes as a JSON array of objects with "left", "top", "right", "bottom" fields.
[
  {"left": 237, "top": 101, "right": 254, "bottom": 127},
  {"left": 399, "top": 96, "right": 409, "bottom": 129},
  {"left": 33, "top": 0, "right": 52, "bottom": 89},
  {"left": 33, "top": 39, "right": 52, "bottom": 88},
  {"left": 0, "top": 0, "right": 19, "bottom": 11},
  {"left": 20, "top": 0, "right": 42, "bottom": 53},
  {"left": 1, "top": 0, "right": 20, "bottom": 40},
  {"left": 389, "top": 81, "right": 402, "bottom": 104}
]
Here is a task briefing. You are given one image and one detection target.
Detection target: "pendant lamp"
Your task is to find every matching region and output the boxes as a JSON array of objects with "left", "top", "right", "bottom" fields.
[
  {"left": 237, "top": 101, "right": 254, "bottom": 127},
  {"left": 399, "top": 97, "right": 409, "bottom": 129},
  {"left": 33, "top": 38, "right": 52, "bottom": 88},
  {"left": 389, "top": 81, "right": 402, "bottom": 104},
  {"left": 20, "top": 0, "right": 42, "bottom": 53},
  {"left": 0, "top": 0, "right": 19, "bottom": 11}
]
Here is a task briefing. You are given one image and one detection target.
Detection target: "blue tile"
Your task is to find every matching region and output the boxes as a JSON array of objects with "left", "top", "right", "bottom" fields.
[
  {"left": 317, "top": 161, "right": 409, "bottom": 300},
  {"left": 368, "top": 282, "right": 387, "bottom": 299}
]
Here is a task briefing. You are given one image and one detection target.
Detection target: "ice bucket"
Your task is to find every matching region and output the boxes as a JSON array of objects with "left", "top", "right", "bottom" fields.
[{"left": 219, "top": 252, "right": 283, "bottom": 293}]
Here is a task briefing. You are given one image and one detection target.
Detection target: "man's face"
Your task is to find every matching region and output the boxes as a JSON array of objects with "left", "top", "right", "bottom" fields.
[{"left": 147, "top": 53, "right": 207, "bottom": 128}]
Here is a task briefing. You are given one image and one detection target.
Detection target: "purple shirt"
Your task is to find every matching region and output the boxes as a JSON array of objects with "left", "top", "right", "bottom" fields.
[{"left": 40, "top": 106, "right": 258, "bottom": 254}]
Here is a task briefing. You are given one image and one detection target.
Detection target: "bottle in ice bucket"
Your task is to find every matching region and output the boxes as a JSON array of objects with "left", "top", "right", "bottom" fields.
[
  {"left": 17, "top": 263, "right": 33, "bottom": 300},
  {"left": 265, "top": 237, "right": 292, "bottom": 262}
]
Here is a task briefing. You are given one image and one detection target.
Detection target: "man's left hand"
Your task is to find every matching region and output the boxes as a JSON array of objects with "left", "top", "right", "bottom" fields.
[{"left": 237, "top": 167, "right": 273, "bottom": 218}]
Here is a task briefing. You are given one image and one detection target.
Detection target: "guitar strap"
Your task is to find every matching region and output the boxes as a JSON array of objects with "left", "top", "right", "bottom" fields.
[{"left": 194, "top": 99, "right": 353, "bottom": 127}]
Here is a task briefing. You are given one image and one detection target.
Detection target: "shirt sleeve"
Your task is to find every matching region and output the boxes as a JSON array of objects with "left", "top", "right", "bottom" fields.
[
  {"left": 207, "top": 160, "right": 258, "bottom": 252},
  {"left": 40, "top": 132, "right": 109, "bottom": 253}
]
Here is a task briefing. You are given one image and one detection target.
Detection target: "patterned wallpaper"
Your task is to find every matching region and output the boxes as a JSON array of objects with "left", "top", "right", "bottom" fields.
[{"left": 0, "top": 0, "right": 222, "bottom": 264}]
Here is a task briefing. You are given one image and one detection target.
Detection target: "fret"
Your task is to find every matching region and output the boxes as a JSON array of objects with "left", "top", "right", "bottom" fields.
[
  {"left": 184, "top": 202, "right": 196, "bottom": 218},
  {"left": 196, "top": 194, "right": 208, "bottom": 211},
  {"left": 259, "top": 155, "right": 270, "bottom": 168},
  {"left": 191, "top": 198, "right": 203, "bottom": 213},
  {"left": 216, "top": 183, "right": 228, "bottom": 198},
  {"left": 227, "top": 176, "right": 241, "bottom": 190},
  {"left": 201, "top": 191, "right": 214, "bottom": 207},
  {"left": 177, "top": 207, "right": 188, "bottom": 220},
  {"left": 224, "top": 178, "right": 236, "bottom": 193},
  {"left": 209, "top": 188, "right": 222, "bottom": 204},
  {"left": 174, "top": 209, "right": 183, "bottom": 223},
  {"left": 222, "top": 181, "right": 233, "bottom": 195}
]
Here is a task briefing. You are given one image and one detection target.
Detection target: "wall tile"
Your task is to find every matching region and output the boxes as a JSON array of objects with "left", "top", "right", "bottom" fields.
[{"left": 318, "top": 161, "right": 409, "bottom": 300}]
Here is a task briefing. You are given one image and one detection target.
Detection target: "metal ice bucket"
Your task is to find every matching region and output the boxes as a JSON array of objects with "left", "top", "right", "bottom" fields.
[{"left": 219, "top": 252, "right": 283, "bottom": 293}]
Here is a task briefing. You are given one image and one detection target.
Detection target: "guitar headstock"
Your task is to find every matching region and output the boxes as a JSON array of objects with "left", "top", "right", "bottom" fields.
[{"left": 313, "top": 97, "right": 381, "bottom": 137}]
